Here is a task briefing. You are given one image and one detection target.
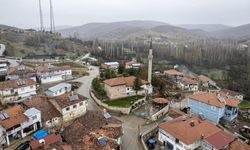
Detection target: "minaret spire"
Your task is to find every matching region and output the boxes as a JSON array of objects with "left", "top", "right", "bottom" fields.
[{"left": 148, "top": 39, "right": 153, "bottom": 84}]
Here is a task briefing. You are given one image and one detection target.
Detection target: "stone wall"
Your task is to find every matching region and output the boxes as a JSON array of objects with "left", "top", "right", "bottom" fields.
[
  {"left": 150, "top": 105, "right": 169, "bottom": 121},
  {"left": 91, "top": 91, "right": 145, "bottom": 114}
]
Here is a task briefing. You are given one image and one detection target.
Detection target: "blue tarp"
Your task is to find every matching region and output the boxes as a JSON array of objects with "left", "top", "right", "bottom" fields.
[{"left": 33, "top": 129, "right": 48, "bottom": 139}]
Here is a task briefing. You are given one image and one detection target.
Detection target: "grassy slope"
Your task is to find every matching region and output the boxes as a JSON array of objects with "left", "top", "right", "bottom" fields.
[{"left": 0, "top": 29, "right": 88, "bottom": 58}]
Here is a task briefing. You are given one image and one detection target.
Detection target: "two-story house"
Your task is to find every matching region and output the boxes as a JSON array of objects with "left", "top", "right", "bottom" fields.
[
  {"left": 45, "top": 83, "right": 71, "bottom": 97},
  {"left": 0, "top": 78, "right": 37, "bottom": 104},
  {"left": 164, "top": 69, "right": 183, "bottom": 82},
  {"left": 188, "top": 92, "right": 240, "bottom": 124},
  {"left": 35, "top": 64, "right": 72, "bottom": 84},
  {"left": 103, "top": 76, "right": 151, "bottom": 100},
  {"left": 49, "top": 92, "right": 88, "bottom": 122},
  {"left": 101, "top": 62, "right": 119, "bottom": 70},
  {"left": 0, "top": 59, "right": 9, "bottom": 77},
  {"left": 158, "top": 114, "right": 235, "bottom": 150},
  {"left": 125, "top": 58, "right": 141, "bottom": 69},
  {"left": 221, "top": 89, "right": 244, "bottom": 101},
  {"left": 177, "top": 77, "right": 199, "bottom": 92},
  {"left": 6, "top": 65, "right": 37, "bottom": 82},
  {"left": 23, "top": 95, "right": 62, "bottom": 129},
  {"left": 198, "top": 75, "right": 216, "bottom": 87},
  {"left": 0, "top": 105, "right": 41, "bottom": 146}
]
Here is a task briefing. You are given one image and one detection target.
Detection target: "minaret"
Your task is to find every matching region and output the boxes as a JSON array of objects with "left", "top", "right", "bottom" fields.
[{"left": 148, "top": 39, "right": 153, "bottom": 84}]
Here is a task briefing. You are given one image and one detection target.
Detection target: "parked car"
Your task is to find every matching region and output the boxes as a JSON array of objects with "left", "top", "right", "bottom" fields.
[{"left": 15, "top": 141, "right": 30, "bottom": 150}]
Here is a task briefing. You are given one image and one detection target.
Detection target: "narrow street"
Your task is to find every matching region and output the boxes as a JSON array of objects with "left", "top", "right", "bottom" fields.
[{"left": 74, "top": 65, "right": 157, "bottom": 150}]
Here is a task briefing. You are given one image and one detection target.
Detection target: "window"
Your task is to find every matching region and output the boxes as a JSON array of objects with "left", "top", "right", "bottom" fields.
[
  {"left": 32, "top": 115, "right": 37, "bottom": 120},
  {"left": 30, "top": 85, "right": 34, "bottom": 89},
  {"left": 73, "top": 105, "right": 77, "bottom": 108},
  {"left": 66, "top": 107, "right": 70, "bottom": 111},
  {"left": 79, "top": 102, "right": 83, "bottom": 106},
  {"left": 211, "top": 106, "right": 216, "bottom": 111}
]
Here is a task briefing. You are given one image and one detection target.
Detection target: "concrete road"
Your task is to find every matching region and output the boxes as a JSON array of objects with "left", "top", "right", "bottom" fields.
[
  {"left": 73, "top": 66, "right": 101, "bottom": 111},
  {"left": 74, "top": 65, "right": 158, "bottom": 150}
]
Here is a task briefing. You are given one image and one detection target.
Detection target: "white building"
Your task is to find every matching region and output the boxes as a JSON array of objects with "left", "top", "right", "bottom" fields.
[
  {"left": 177, "top": 77, "right": 199, "bottom": 92},
  {"left": 0, "top": 78, "right": 37, "bottom": 104},
  {"left": 23, "top": 95, "right": 62, "bottom": 129},
  {"left": 101, "top": 62, "right": 119, "bottom": 70},
  {"left": 45, "top": 83, "right": 71, "bottom": 97},
  {"left": 103, "top": 76, "right": 152, "bottom": 99},
  {"left": 0, "top": 105, "right": 42, "bottom": 146},
  {"left": 6, "top": 65, "right": 37, "bottom": 82},
  {"left": 125, "top": 58, "right": 141, "bottom": 69},
  {"left": 35, "top": 64, "right": 72, "bottom": 84},
  {"left": 0, "top": 59, "right": 8, "bottom": 76},
  {"left": 49, "top": 92, "right": 88, "bottom": 122},
  {"left": 158, "top": 114, "right": 234, "bottom": 150}
]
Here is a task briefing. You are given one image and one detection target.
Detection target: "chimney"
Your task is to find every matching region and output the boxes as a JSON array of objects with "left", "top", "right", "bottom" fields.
[{"left": 71, "top": 91, "right": 74, "bottom": 96}]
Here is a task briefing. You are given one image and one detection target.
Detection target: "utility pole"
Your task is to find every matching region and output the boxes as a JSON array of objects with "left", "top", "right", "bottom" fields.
[
  {"left": 49, "top": 0, "right": 56, "bottom": 33},
  {"left": 38, "top": 0, "right": 44, "bottom": 31}
]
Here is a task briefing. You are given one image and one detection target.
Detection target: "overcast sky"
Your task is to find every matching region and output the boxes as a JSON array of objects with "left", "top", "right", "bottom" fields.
[{"left": 1, "top": 0, "right": 250, "bottom": 28}]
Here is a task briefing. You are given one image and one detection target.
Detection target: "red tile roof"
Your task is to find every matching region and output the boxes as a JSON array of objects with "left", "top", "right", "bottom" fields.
[
  {"left": 204, "top": 130, "right": 235, "bottom": 149},
  {"left": 30, "top": 133, "right": 62, "bottom": 150},
  {"left": 103, "top": 76, "right": 148, "bottom": 87},
  {"left": 50, "top": 92, "right": 87, "bottom": 108},
  {"left": 159, "top": 115, "right": 221, "bottom": 145},
  {"left": 189, "top": 92, "right": 240, "bottom": 108},
  {"left": 0, "top": 78, "right": 37, "bottom": 90},
  {"left": 23, "top": 95, "right": 61, "bottom": 122},
  {"left": 35, "top": 64, "right": 71, "bottom": 73},
  {"left": 8, "top": 65, "right": 36, "bottom": 75},
  {"left": 226, "top": 140, "right": 250, "bottom": 150},
  {"left": 198, "top": 75, "right": 211, "bottom": 83},
  {"left": 0, "top": 105, "right": 28, "bottom": 129},
  {"left": 62, "top": 111, "right": 122, "bottom": 150},
  {"left": 164, "top": 69, "right": 183, "bottom": 76},
  {"left": 180, "top": 77, "right": 199, "bottom": 85}
]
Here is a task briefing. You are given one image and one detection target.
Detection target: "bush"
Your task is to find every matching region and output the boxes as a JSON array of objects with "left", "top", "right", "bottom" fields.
[{"left": 92, "top": 78, "right": 106, "bottom": 97}]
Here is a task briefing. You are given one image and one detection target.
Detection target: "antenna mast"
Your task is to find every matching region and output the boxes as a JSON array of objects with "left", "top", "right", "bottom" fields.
[
  {"left": 38, "top": 0, "right": 44, "bottom": 31},
  {"left": 50, "top": 0, "right": 56, "bottom": 33}
]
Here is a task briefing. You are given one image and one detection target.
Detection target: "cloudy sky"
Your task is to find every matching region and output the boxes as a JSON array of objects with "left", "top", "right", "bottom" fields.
[{"left": 1, "top": 0, "right": 250, "bottom": 28}]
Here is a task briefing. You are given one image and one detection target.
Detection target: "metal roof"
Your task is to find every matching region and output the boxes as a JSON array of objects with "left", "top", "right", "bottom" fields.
[
  {"left": 47, "top": 83, "right": 71, "bottom": 93},
  {"left": 24, "top": 107, "right": 41, "bottom": 117}
]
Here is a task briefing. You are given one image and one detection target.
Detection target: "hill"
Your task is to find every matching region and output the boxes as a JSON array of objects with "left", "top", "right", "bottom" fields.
[
  {"left": 213, "top": 24, "right": 250, "bottom": 40},
  {"left": 178, "top": 24, "right": 231, "bottom": 32},
  {"left": 0, "top": 25, "right": 88, "bottom": 57},
  {"left": 59, "top": 20, "right": 210, "bottom": 41}
]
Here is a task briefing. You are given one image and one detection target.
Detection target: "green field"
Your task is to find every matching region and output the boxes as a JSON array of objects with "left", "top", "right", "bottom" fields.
[
  {"left": 201, "top": 69, "right": 227, "bottom": 80},
  {"left": 104, "top": 95, "right": 144, "bottom": 107}
]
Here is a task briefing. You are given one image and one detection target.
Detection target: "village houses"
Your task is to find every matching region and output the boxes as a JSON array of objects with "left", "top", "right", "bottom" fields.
[
  {"left": 35, "top": 64, "right": 72, "bottom": 84},
  {"left": 49, "top": 92, "right": 88, "bottom": 122},
  {"left": 103, "top": 76, "right": 152, "bottom": 99},
  {"left": 45, "top": 82, "right": 71, "bottom": 97},
  {"left": 0, "top": 105, "right": 42, "bottom": 146},
  {"left": 158, "top": 114, "right": 235, "bottom": 150},
  {"left": 188, "top": 92, "right": 240, "bottom": 124},
  {"left": 23, "top": 95, "right": 62, "bottom": 129},
  {"left": 101, "top": 62, "right": 119, "bottom": 70},
  {"left": 164, "top": 69, "right": 184, "bottom": 82},
  {"left": 177, "top": 76, "right": 199, "bottom": 92},
  {"left": 6, "top": 65, "right": 37, "bottom": 82},
  {"left": 0, "top": 78, "right": 37, "bottom": 104},
  {"left": 125, "top": 58, "right": 142, "bottom": 69}
]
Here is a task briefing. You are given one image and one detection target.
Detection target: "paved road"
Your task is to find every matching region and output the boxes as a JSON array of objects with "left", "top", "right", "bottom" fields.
[{"left": 74, "top": 66, "right": 160, "bottom": 150}]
